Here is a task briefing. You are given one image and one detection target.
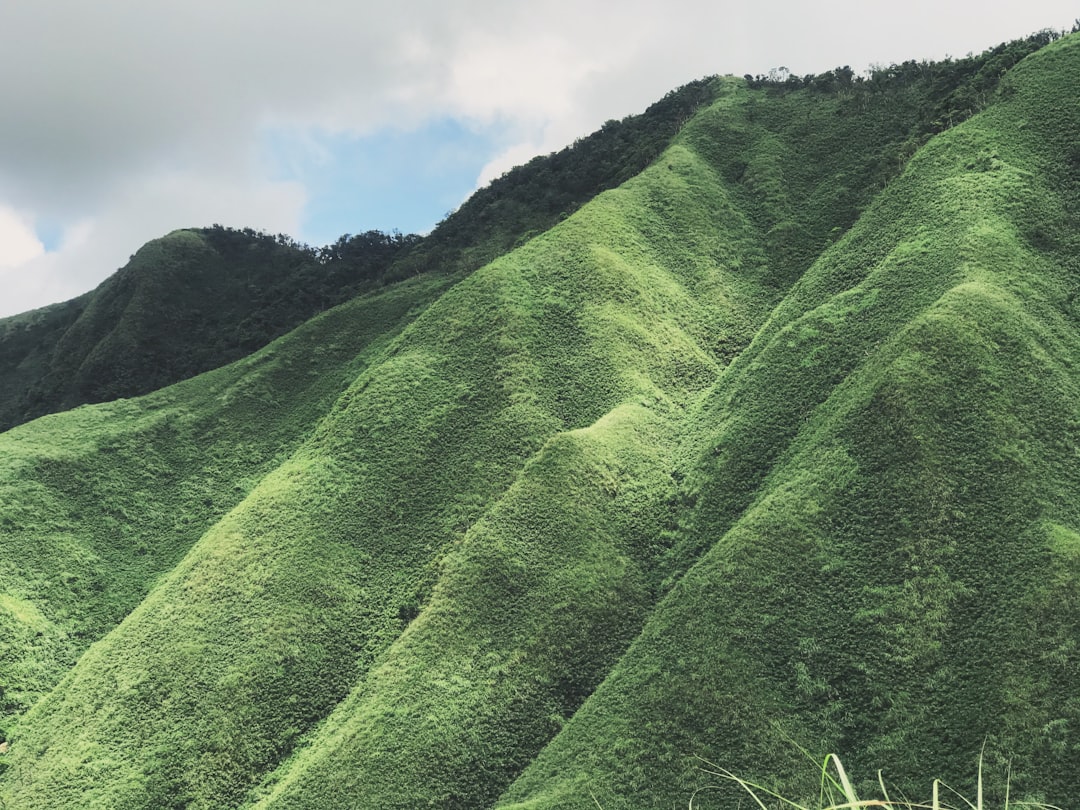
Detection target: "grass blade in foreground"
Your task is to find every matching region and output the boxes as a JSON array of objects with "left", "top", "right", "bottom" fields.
[{"left": 696, "top": 754, "right": 1066, "bottom": 810}]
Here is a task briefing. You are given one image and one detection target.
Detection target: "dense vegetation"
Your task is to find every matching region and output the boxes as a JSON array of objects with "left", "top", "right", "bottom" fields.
[
  {"left": 0, "top": 228, "right": 416, "bottom": 432},
  {"left": 1, "top": 28, "right": 1079, "bottom": 810},
  {"left": 388, "top": 77, "right": 720, "bottom": 279}
]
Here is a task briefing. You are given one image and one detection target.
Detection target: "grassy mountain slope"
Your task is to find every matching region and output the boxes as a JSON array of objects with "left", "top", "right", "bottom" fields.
[
  {"left": 0, "top": 273, "right": 452, "bottom": 731},
  {"left": 240, "top": 59, "right": 1045, "bottom": 808},
  {"left": 0, "top": 29, "right": 1078, "bottom": 810},
  {"left": 0, "top": 51, "right": 991, "bottom": 804},
  {"left": 497, "top": 32, "right": 1080, "bottom": 808},
  {"left": 0, "top": 82, "right": 773, "bottom": 807}
]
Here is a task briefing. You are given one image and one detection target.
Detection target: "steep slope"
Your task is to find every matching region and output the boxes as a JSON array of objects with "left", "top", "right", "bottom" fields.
[
  {"left": 0, "top": 81, "right": 772, "bottom": 806},
  {"left": 241, "top": 59, "right": 1038, "bottom": 808},
  {"left": 0, "top": 273, "right": 452, "bottom": 732},
  {"left": 497, "top": 32, "right": 1080, "bottom": 808},
  {"left": 0, "top": 29, "right": 1077, "bottom": 810}
]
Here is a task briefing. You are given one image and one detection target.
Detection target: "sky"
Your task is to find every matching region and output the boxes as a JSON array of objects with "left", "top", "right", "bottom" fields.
[{"left": 1, "top": 1, "right": 1076, "bottom": 318}]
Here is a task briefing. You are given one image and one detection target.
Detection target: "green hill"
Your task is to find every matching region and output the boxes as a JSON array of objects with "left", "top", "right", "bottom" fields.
[
  {"left": 1, "top": 28, "right": 1079, "bottom": 809},
  {"left": 0, "top": 227, "right": 415, "bottom": 432}
]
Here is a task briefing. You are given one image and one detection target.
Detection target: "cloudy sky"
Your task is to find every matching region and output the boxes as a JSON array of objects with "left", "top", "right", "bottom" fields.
[{"left": 1, "top": 1, "right": 1076, "bottom": 317}]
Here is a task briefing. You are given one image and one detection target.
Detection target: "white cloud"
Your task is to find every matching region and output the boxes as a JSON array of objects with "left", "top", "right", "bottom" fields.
[
  {"left": 0, "top": 0, "right": 1076, "bottom": 317},
  {"left": 0, "top": 171, "right": 305, "bottom": 318},
  {"left": 0, "top": 207, "right": 45, "bottom": 269}
]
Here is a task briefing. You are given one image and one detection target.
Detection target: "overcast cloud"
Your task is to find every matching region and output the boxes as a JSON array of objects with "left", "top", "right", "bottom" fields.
[{"left": 1, "top": 0, "right": 1075, "bottom": 317}]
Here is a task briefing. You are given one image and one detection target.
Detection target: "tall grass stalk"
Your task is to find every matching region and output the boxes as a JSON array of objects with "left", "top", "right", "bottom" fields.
[{"left": 693, "top": 753, "right": 1065, "bottom": 810}]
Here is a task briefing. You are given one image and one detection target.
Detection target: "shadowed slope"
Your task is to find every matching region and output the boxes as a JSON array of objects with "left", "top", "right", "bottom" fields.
[{"left": 0, "top": 230, "right": 354, "bottom": 431}]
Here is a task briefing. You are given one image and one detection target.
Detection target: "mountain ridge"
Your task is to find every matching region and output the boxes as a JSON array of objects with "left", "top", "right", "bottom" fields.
[{"left": 0, "top": 76, "right": 719, "bottom": 434}]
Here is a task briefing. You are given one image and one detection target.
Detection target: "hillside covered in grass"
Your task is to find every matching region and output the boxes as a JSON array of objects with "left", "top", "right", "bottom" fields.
[{"left": 1, "top": 28, "right": 1079, "bottom": 809}]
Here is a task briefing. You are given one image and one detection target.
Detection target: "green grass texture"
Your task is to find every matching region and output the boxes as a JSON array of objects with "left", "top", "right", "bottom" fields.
[{"left": 0, "top": 30, "right": 1078, "bottom": 810}]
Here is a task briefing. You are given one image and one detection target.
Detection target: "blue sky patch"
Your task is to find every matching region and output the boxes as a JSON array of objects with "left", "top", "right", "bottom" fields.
[
  {"left": 35, "top": 218, "right": 65, "bottom": 253},
  {"left": 260, "top": 119, "right": 507, "bottom": 247}
]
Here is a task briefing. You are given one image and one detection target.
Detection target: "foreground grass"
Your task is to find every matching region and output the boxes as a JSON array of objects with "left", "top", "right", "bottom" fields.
[{"left": 700, "top": 754, "right": 1063, "bottom": 810}]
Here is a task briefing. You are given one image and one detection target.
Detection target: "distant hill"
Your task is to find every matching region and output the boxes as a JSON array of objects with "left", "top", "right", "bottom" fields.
[
  {"left": 0, "top": 227, "right": 413, "bottom": 431},
  {"left": 1, "top": 27, "right": 1078, "bottom": 810}
]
